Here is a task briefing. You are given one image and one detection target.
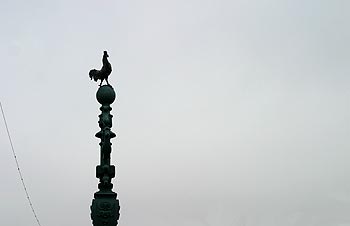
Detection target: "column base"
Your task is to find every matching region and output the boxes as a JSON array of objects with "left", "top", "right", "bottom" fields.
[{"left": 91, "top": 191, "right": 120, "bottom": 226}]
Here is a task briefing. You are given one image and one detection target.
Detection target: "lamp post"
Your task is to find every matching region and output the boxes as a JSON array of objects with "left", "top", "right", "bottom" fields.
[{"left": 89, "top": 52, "right": 120, "bottom": 226}]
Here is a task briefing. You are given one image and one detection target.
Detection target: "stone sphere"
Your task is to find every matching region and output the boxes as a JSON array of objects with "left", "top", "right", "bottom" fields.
[{"left": 96, "top": 85, "right": 116, "bottom": 105}]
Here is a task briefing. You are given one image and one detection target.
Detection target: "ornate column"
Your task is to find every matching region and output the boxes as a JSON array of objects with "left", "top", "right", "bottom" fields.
[{"left": 91, "top": 85, "right": 120, "bottom": 226}]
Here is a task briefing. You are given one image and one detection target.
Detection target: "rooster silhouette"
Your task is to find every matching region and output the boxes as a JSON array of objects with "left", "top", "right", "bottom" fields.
[{"left": 89, "top": 51, "right": 112, "bottom": 86}]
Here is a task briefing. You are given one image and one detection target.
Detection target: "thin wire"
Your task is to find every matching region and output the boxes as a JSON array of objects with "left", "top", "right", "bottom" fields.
[{"left": 0, "top": 101, "right": 42, "bottom": 226}]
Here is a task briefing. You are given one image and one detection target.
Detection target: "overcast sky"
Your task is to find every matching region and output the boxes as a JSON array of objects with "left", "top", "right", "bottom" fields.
[{"left": 1, "top": 0, "right": 350, "bottom": 226}]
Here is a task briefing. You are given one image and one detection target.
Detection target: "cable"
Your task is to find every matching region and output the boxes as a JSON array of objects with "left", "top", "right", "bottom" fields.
[{"left": 0, "top": 101, "right": 42, "bottom": 226}]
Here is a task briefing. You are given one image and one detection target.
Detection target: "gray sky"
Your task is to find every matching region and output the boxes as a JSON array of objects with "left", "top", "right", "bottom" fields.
[{"left": 1, "top": 0, "right": 350, "bottom": 226}]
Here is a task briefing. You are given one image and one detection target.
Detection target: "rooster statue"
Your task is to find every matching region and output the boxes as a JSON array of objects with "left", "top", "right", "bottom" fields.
[{"left": 89, "top": 51, "right": 112, "bottom": 86}]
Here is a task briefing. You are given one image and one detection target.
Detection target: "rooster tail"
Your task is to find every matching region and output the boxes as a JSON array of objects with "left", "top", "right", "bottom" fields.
[{"left": 89, "top": 69, "right": 99, "bottom": 81}]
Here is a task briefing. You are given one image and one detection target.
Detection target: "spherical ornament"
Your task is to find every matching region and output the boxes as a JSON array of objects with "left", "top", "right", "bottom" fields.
[{"left": 96, "top": 85, "right": 116, "bottom": 105}]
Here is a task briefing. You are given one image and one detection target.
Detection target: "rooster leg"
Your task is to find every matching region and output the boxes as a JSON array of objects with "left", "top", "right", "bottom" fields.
[
  {"left": 99, "top": 79, "right": 103, "bottom": 86},
  {"left": 106, "top": 78, "right": 110, "bottom": 86}
]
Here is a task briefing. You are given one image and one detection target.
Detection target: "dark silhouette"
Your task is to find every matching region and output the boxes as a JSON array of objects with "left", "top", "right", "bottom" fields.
[
  {"left": 91, "top": 85, "right": 120, "bottom": 226},
  {"left": 89, "top": 51, "right": 112, "bottom": 86}
]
